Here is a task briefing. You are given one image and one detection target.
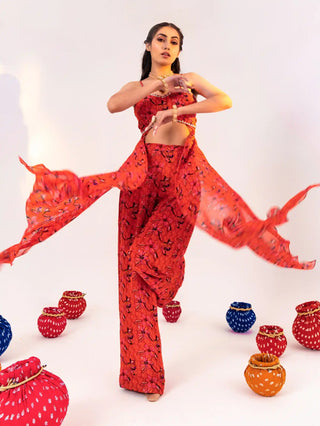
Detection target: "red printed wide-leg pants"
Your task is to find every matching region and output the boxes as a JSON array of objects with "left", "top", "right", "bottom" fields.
[{"left": 118, "top": 143, "right": 198, "bottom": 395}]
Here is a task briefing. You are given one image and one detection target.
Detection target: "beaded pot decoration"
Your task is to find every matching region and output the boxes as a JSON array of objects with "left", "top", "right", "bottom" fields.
[
  {"left": 0, "top": 356, "right": 69, "bottom": 424},
  {"left": 0, "top": 315, "right": 12, "bottom": 356},
  {"left": 256, "top": 325, "right": 287, "bottom": 357},
  {"left": 226, "top": 302, "right": 256, "bottom": 333},
  {"left": 292, "top": 301, "right": 320, "bottom": 350},
  {"left": 37, "top": 307, "right": 67, "bottom": 338},
  {"left": 162, "top": 301, "right": 182, "bottom": 323},
  {"left": 244, "top": 353, "right": 286, "bottom": 397},
  {"left": 58, "top": 290, "right": 87, "bottom": 319}
]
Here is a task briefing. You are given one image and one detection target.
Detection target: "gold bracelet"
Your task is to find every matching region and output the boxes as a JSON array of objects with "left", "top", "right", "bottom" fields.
[
  {"left": 157, "top": 76, "right": 168, "bottom": 95},
  {"left": 172, "top": 104, "right": 177, "bottom": 122}
]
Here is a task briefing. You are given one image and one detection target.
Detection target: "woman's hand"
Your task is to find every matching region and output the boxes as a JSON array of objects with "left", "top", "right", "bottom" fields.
[
  {"left": 163, "top": 74, "right": 193, "bottom": 94},
  {"left": 145, "top": 108, "right": 176, "bottom": 135}
]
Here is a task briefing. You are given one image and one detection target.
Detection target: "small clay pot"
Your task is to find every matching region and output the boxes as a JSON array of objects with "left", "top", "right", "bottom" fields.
[
  {"left": 256, "top": 325, "right": 287, "bottom": 357},
  {"left": 0, "top": 356, "right": 69, "bottom": 425},
  {"left": 226, "top": 302, "right": 256, "bottom": 332},
  {"left": 37, "top": 307, "right": 67, "bottom": 338},
  {"left": 162, "top": 301, "right": 182, "bottom": 323},
  {"left": 244, "top": 353, "right": 286, "bottom": 397},
  {"left": 0, "top": 315, "right": 12, "bottom": 356},
  {"left": 58, "top": 290, "right": 87, "bottom": 319},
  {"left": 292, "top": 301, "right": 320, "bottom": 350}
]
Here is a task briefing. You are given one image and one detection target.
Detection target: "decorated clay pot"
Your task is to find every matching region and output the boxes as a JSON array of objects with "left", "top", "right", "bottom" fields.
[
  {"left": 162, "top": 301, "right": 182, "bottom": 323},
  {"left": 244, "top": 353, "right": 286, "bottom": 397},
  {"left": 58, "top": 290, "right": 87, "bottom": 319},
  {"left": 226, "top": 302, "right": 256, "bottom": 332},
  {"left": 292, "top": 300, "right": 320, "bottom": 349},
  {"left": 0, "top": 315, "right": 12, "bottom": 356},
  {"left": 0, "top": 356, "right": 69, "bottom": 424},
  {"left": 37, "top": 307, "right": 67, "bottom": 338},
  {"left": 256, "top": 325, "right": 287, "bottom": 357}
]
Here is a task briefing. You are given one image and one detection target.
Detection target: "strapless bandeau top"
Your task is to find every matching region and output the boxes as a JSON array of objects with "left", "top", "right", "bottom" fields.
[{"left": 134, "top": 91, "right": 197, "bottom": 134}]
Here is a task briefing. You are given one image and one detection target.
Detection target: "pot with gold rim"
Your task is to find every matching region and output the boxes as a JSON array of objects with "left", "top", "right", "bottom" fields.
[{"left": 226, "top": 302, "right": 256, "bottom": 333}]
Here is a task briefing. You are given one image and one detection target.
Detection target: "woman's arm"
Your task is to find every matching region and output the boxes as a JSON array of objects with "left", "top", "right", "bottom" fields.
[
  {"left": 107, "top": 80, "right": 162, "bottom": 113},
  {"left": 150, "top": 73, "right": 232, "bottom": 134},
  {"left": 107, "top": 75, "right": 191, "bottom": 113},
  {"left": 178, "top": 72, "right": 232, "bottom": 114}
]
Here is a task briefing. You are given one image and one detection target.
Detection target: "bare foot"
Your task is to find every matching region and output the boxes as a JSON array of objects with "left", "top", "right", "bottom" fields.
[{"left": 146, "top": 393, "right": 161, "bottom": 402}]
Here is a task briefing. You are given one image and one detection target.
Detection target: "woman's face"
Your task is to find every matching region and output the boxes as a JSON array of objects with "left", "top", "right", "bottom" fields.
[{"left": 146, "top": 26, "right": 181, "bottom": 67}]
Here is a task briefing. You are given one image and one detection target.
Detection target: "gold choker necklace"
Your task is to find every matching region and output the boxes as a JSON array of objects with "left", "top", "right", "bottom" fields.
[{"left": 149, "top": 72, "right": 173, "bottom": 79}]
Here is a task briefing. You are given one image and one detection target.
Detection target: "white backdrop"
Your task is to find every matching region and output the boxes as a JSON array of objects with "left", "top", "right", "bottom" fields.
[{"left": 1, "top": 1, "right": 320, "bottom": 425}]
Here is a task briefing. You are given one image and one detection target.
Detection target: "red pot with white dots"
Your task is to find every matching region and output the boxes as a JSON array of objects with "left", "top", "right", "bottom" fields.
[
  {"left": 162, "top": 301, "right": 182, "bottom": 323},
  {"left": 38, "top": 307, "right": 67, "bottom": 338},
  {"left": 58, "top": 290, "right": 87, "bottom": 319},
  {"left": 256, "top": 325, "right": 287, "bottom": 357},
  {"left": 292, "top": 301, "right": 320, "bottom": 350},
  {"left": 0, "top": 356, "right": 69, "bottom": 425}
]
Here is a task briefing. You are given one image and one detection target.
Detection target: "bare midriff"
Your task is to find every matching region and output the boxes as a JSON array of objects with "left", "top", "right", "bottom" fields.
[{"left": 145, "top": 121, "right": 191, "bottom": 146}]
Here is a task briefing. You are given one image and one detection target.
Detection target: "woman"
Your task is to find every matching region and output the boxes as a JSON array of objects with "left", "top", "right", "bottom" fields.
[
  {"left": 108, "top": 22, "right": 234, "bottom": 402},
  {"left": 0, "top": 22, "right": 318, "bottom": 402}
]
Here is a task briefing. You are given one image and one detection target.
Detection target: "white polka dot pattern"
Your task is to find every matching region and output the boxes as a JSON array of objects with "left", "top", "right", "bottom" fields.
[
  {"left": 292, "top": 301, "right": 320, "bottom": 350},
  {"left": 0, "top": 315, "right": 12, "bottom": 357},
  {"left": 162, "top": 301, "right": 182, "bottom": 322},
  {"left": 37, "top": 307, "right": 67, "bottom": 338},
  {"left": 226, "top": 302, "right": 256, "bottom": 333},
  {"left": 244, "top": 353, "right": 286, "bottom": 397},
  {"left": 256, "top": 325, "right": 287, "bottom": 357},
  {"left": 0, "top": 356, "right": 69, "bottom": 425},
  {"left": 58, "top": 291, "right": 87, "bottom": 319}
]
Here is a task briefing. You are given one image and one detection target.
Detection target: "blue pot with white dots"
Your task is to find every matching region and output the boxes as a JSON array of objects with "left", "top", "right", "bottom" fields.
[
  {"left": 0, "top": 315, "right": 12, "bottom": 356},
  {"left": 226, "top": 302, "right": 256, "bottom": 333}
]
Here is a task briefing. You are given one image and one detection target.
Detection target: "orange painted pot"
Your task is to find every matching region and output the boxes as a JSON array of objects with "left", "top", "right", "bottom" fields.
[{"left": 244, "top": 353, "right": 286, "bottom": 397}]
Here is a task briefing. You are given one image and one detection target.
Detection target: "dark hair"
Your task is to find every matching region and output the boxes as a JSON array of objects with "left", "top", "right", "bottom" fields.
[{"left": 140, "top": 22, "right": 184, "bottom": 80}]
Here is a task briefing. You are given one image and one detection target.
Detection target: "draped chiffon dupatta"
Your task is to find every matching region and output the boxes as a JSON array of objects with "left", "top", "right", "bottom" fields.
[{"left": 0, "top": 132, "right": 318, "bottom": 270}]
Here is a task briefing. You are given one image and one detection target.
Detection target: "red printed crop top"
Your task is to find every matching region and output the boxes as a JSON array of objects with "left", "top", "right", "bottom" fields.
[{"left": 134, "top": 91, "right": 197, "bottom": 134}]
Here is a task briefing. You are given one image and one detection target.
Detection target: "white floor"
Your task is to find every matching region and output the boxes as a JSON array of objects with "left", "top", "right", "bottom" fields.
[{"left": 1, "top": 190, "right": 320, "bottom": 426}]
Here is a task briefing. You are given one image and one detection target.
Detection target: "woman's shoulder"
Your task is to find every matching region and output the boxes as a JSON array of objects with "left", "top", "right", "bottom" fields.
[{"left": 181, "top": 72, "right": 200, "bottom": 80}]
